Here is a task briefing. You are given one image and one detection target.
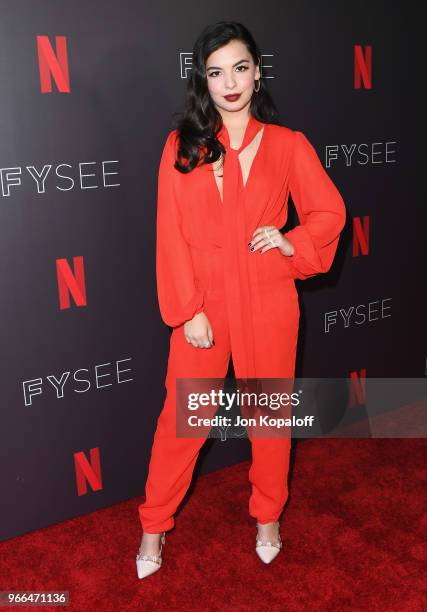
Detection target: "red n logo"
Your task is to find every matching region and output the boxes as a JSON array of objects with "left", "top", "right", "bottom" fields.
[
  {"left": 56, "top": 256, "right": 87, "bottom": 309},
  {"left": 353, "top": 216, "right": 370, "bottom": 256},
  {"left": 37, "top": 35, "right": 70, "bottom": 93},
  {"left": 349, "top": 369, "right": 367, "bottom": 407},
  {"left": 74, "top": 448, "right": 103, "bottom": 496},
  {"left": 354, "top": 45, "right": 372, "bottom": 89}
]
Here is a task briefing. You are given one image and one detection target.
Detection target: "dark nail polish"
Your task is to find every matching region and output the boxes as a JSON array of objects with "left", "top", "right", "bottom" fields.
[
  {"left": 248, "top": 242, "right": 252, "bottom": 247},
  {"left": 250, "top": 246, "right": 254, "bottom": 251}
]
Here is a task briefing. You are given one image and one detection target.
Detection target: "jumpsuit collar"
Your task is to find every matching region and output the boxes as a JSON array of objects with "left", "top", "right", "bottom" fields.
[{"left": 217, "top": 113, "right": 264, "bottom": 154}]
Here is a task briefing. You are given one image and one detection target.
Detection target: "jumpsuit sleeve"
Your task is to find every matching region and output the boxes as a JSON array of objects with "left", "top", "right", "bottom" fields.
[
  {"left": 283, "top": 130, "right": 347, "bottom": 280},
  {"left": 156, "top": 130, "right": 204, "bottom": 327}
]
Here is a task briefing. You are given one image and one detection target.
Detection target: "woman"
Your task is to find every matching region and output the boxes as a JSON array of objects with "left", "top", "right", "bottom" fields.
[{"left": 136, "top": 21, "right": 346, "bottom": 578}]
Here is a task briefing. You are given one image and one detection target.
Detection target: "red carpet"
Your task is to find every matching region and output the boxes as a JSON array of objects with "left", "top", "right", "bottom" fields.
[{"left": 1, "top": 438, "right": 425, "bottom": 611}]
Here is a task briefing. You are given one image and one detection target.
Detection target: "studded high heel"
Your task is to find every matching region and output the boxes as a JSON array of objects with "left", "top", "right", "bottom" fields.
[
  {"left": 136, "top": 531, "right": 166, "bottom": 579},
  {"left": 255, "top": 521, "right": 283, "bottom": 564}
]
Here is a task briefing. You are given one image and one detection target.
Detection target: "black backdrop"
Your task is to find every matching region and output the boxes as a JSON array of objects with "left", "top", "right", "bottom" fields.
[{"left": 0, "top": 1, "right": 425, "bottom": 541}]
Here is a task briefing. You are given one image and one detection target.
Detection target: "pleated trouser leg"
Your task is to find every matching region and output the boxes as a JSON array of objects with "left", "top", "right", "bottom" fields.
[
  {"left": 138, "top": 297, "right": 231, "bottom": 533},
  {"left": 244, "top": 307, "right": 298, "bottom": 525}
]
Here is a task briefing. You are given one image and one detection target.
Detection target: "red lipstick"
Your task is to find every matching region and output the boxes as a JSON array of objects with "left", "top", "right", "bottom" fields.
[{"left": 224, "top": 93, "right": 241, "bottom": 101}]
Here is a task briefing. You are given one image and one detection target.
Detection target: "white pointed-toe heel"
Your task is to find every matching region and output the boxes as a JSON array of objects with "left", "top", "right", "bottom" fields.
[
  {"left": 255, "top": 521, "right": 283, "bottom": 564},
  {"left": 136, "top": 531, "right": 166, "bottom": 579}
]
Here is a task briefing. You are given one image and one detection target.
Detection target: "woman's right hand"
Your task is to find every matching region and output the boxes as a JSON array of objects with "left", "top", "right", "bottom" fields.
[{"left": 184, "top": 311, "right": 214, "bottom": 348}]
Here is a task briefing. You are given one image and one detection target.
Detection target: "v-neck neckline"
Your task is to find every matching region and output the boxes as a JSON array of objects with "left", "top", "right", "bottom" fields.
[
  {"left": 217, "top": 113, "right": 263, "bottom": 153},
  {"left": 212, "top": 114, "right": 266, "bottom": 204}
]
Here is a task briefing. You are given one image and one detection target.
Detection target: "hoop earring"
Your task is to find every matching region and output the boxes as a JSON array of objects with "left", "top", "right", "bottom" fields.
[{"left": 254, "top": 78, "right": 261, "bottom": 93}]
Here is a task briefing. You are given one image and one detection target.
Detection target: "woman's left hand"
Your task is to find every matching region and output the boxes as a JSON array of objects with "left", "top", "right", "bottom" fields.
[{"left": 248, "top": 225, "right": 295, "bottom": 256}]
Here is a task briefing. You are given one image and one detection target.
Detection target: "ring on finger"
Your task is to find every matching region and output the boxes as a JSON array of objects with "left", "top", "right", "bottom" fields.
[{"left": 264, "top": 228, "right": 275, "bottom": 247}]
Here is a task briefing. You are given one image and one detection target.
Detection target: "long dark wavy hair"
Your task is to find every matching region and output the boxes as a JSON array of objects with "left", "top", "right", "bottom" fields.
[{"left": 172, "top": 21, "right": 281, "bottom": 174}]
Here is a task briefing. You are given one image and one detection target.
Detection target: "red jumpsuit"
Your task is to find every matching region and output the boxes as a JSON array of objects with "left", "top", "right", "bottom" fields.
[{"left": 138, "top": 114, "right": 346, "bottom": 532}]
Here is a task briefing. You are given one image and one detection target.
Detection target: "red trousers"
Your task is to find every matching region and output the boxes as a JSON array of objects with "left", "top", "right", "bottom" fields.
[{"left": 138, "top": 293, "right": 296, "bottom": 533}]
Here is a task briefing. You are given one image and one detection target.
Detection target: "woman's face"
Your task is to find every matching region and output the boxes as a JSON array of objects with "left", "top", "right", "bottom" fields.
[{"left": 205, "top": 39, "right": 261, "bottom": 115}]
